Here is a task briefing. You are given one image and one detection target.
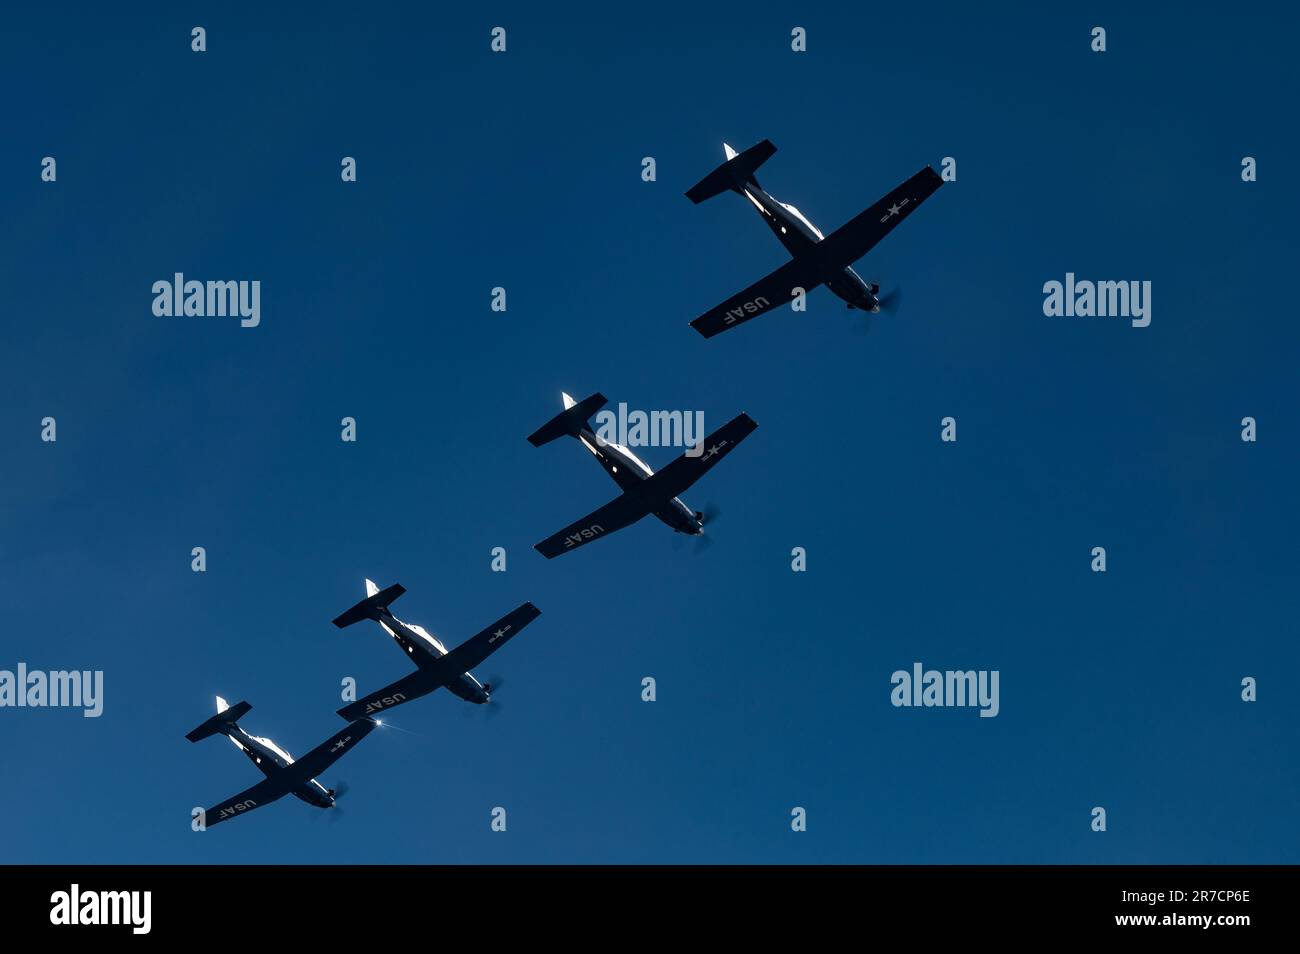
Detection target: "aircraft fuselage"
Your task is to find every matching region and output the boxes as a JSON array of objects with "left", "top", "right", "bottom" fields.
[
  {"left": 573, "top": 425, "right": 702, "bottom": 536},
  {"left": 740, "top": 184, "right": 880, "bottom": 312},
  {"left": 225, "top": 726, "right": 334, "bottom": 807},
  {"left": 374, "top": 609, "right": 490, "bottom": 704}
]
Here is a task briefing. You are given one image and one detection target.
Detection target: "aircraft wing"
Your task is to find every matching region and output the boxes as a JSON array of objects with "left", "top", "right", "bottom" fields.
[
  {"left": 642, "top": 413, "right": 758, "bottom": 500},
  {"left": 435, "top": 602, "right": 542, "bottom": 676},
  {"left": 533, "top": 493, "right": 651, "bottom": 559},
  {"left": 689, "top": 257, "right": 825, "bottom": 338},
  {"left": 814, "top": 165, "right": 944, "bottom": 268},
  {"left": 289, "top": 718, "right": 377, "bottom": 778},
  {"left": 337, "top": 671, "right": 439, "bottom": 721},
  {"left": 199, "top": 776, "right": 287, "bottom": 829}
]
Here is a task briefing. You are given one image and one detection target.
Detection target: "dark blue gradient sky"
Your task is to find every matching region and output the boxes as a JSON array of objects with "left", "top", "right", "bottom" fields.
[{"left": 2, "top": 2, "right": 1297, "bottom": 863}]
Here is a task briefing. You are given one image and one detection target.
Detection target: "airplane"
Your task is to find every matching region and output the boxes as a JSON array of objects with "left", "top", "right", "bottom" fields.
[
  {"left": 685, "top": 139, "right": 945, "bottom": 337},
  {"left": 331, "top": 580, "right": 541, "bottom": 719},
  {"left": 185, "top": 696, "right": 375, "bottom": 828},
  {"left": 528, "top": 392, "right": 757, "bottom": 558}
]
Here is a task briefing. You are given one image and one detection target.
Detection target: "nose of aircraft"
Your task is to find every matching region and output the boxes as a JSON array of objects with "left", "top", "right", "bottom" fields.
[{"left": 856, "top": 292, "right": 881, "bottom": 313}]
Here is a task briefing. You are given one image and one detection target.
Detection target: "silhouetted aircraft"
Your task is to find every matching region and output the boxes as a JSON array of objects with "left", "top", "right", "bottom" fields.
[
  {"left": 331, "top": 580, "right": 540, "bottom": 718},
  {"left": 186, "top": 696, "right": 373, "bottom": 828},
  {"left": 686, "top": 139, "right": 944, "bottom": 336},
  {"left": 528, "top": 392, "right": 757, "bottom": 557}
]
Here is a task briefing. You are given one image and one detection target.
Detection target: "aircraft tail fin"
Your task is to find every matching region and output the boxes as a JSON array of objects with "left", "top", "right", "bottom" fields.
[
  {"left": 527, "top": 392, "right": 607, "bottom": 447},
  {"left": 185, "top": 697, "right": 252, "bottom": 742},
  {"left": 685, "top": 139, "right": 776, "bottom": 203},
  {"left": 332, "top": 582, "right": 407, "bottom": 628}
]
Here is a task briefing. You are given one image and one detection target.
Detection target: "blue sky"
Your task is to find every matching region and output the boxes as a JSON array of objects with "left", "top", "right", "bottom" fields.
[{"left": 2, "top": 2, "right": 1297, "bottom": 863}]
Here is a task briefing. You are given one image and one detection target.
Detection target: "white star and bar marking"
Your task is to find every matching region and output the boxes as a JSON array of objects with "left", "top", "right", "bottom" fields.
[{"left": 879, "top": 197, "right": 911, "bottom": 223}]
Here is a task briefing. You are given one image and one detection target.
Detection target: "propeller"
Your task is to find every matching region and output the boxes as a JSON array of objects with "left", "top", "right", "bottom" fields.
[
  {"left": 673, "top": 505, "right": 721, "bottom": 553},
  {"left": 851, "top": 284, "right": 899, "bottom": 335},
  {"left": 316, "top": 780, "right": 350, "bottom": 822},
  {"left": 877, "top": 285, "right": 902, "bottom": 314},
  {"left": 461, "top": 677, "right": 506, "bottom": 718},
  {"left": 485, "top": 676, "right": 507, "bottom": 716}
]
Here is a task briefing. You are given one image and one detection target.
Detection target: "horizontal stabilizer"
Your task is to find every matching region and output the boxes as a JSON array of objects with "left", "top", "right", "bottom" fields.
[
  {"left": 685, "top": 139, "right": 776, "bottom": 203},
  {"left": 185, "top": 700, "right": 252, "bottom": 743},
  {"left": 527, "top": 392, "right": 607, "bottom": 447},
  {"left": 332, "top": 583, "right": 406, "bottom": 628}
]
